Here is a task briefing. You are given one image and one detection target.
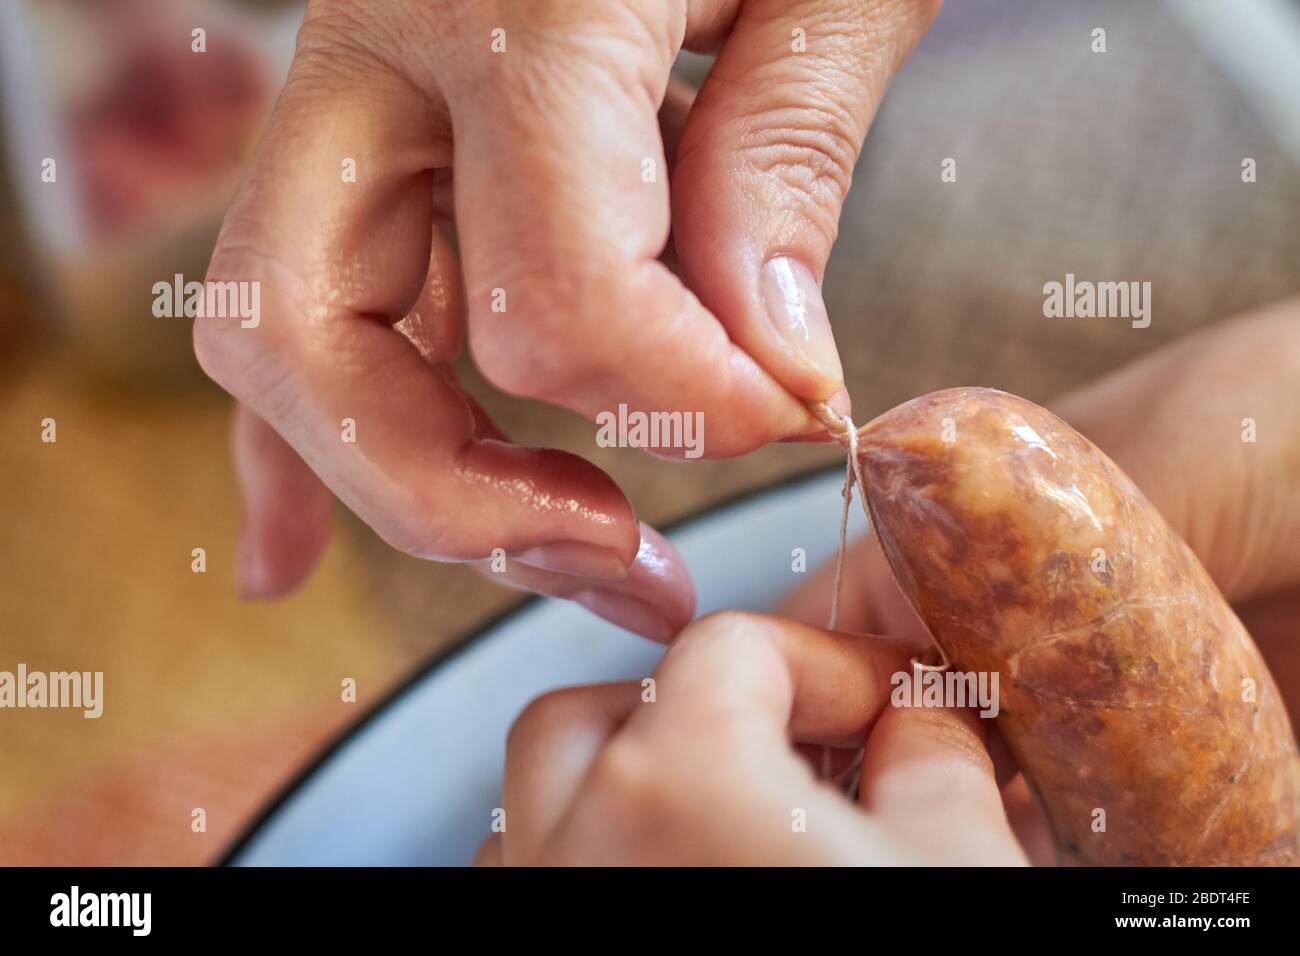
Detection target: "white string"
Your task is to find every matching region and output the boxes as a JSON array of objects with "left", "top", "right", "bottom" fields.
[
  {"left": 828, "top": 448, "right": 854, "bottom": 632},
  {"left": 811, "top": 401, "right": 950, "bottom": 669},
  {"left": 823, "top": 409, "right": 870, "bottom": 632},
  {"left": 808, "top": 401, "right": 950, "bottom": 785}
]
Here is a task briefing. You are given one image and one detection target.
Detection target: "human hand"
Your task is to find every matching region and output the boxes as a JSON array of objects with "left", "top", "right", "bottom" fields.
[
  {"left": 192, "top": 0, "right": 941, "bottom": 639},
  {"left": 476, "top": 610, "right": 1025, "bottom": 865}
]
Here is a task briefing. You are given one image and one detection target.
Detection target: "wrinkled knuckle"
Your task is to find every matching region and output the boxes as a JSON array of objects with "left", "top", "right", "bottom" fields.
[
  {"left": 458, "top": 3, "right": 671, "bottom": 100},
  {"left": 746, "top": 117, "right": 855, "bottom": 197},
  {"left": 294, "top": 4, "right": 408, "bottom": 88},
  {"left": 296, "top": 10, "right": 367, "bottom": 66},
  {"left": 738, "top": 103, "right": 859, "bottom": 235}
]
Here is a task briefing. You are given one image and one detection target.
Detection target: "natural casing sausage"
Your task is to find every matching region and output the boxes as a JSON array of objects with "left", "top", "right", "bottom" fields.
[{"left": 857, "top": 387, "right": 1300, "bottom": 865}]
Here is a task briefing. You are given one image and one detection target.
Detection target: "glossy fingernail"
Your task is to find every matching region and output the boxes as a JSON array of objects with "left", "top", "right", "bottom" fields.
[
  {"left": 514, "top": 542, "right": 630, "bottom": 581},
  {"left": 572, "top": 589, "right": 676, "bottom": 643},
  {"left": 760, "top": 257, "right": 844, "bottom": 386},
  {"left": 778, "top": 386, "right": 853, "bottom": 443},
  {"left": 827, "top": 385, "right": 852, "bottom": 417}
]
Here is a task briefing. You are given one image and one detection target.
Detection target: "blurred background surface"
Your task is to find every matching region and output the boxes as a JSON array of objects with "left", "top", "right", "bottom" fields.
[{"left": 1, "top": 0, "right": 1298, "bottom": 863}]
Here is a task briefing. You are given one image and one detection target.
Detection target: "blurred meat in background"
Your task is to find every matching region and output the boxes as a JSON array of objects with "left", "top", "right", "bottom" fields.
[{"left": 1, "top": 0, "right": 298, "bottom": 379}]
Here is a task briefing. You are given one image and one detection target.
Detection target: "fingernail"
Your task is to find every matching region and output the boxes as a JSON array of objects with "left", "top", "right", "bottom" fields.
[
  {"left": 514, "top": 542, "right": 630, "bottom": 582},
  {"left": 827, "top": 385, "right": 852, "bottom": 417},
  {"left": 572, "top": 589, "right": 676, "bottom": 642},
  {"left": 779, "top": 386, "right": 853, "bottom": 443},
  {"left": 760, "top": 257, "right": 844, "bottom": 385}
]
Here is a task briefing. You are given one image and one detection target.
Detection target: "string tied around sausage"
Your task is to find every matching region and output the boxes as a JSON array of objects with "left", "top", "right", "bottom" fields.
[
  {"left": 806, "top": 400, "right": 950, "bottom": 673},
  {"left": 806, "top": 399, "right": 949, "bottom": 791}
]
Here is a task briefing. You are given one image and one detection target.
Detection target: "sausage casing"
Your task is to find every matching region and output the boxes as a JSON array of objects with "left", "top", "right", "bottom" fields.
[{"left": 858, "top": 387, "right": 1300, "bottom": 865}]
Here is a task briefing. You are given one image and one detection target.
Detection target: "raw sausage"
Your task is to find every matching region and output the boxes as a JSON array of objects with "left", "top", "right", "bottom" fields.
[{"left": 858, "top": 387, "right": 1300, "bottom": 865}]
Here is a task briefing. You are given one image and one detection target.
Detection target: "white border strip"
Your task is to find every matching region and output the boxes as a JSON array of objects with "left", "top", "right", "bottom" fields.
[{"left": 0, "top": 0, "right": 84, "bottom": 252}]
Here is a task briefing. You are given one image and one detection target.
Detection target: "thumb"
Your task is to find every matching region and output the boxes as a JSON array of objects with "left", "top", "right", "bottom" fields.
[{"left": 671, "top": 0, "right": 941, "bottom": 401}]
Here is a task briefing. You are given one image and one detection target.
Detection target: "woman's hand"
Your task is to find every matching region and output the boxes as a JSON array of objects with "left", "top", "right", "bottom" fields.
[
  {"left": 476, "top": 611, "right": 1025, "bottom": 865},
  {"left": 192, "top": 0, "right": 941, "bottom": 639}
]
